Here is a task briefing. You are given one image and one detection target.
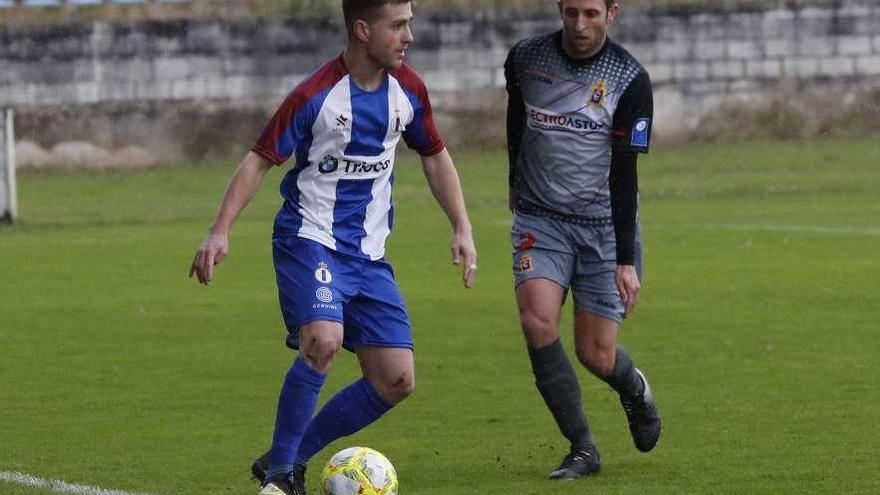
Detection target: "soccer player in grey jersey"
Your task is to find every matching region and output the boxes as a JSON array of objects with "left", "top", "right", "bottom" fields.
[{"left": 505, "top": 0, "right": 661, "bottom": 480}]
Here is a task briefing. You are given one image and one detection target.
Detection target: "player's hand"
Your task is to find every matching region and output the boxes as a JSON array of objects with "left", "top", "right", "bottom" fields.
[
  {"left": 189, "top": 232, "right": 229, "bottom": 285},
  {"left": 451, "top": 229, "right": 477, "bottom": 289},
  {"left": 615, "top": 265, "right": 641, "bottom": 316}
]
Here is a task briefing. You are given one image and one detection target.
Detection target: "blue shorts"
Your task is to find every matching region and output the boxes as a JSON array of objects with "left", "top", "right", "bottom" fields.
[{"left": 273, "top": 236, "right": 413, "bottom": 352}]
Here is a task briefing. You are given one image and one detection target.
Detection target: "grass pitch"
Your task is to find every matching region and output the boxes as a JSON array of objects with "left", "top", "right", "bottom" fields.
[{"left": 1, "top": 137, "right": 878, "bottom": 494}]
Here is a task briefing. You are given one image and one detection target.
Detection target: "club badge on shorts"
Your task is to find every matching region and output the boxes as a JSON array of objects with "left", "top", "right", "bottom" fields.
[
  {"left": 517, "top": 254, "right": 534, "bottom": 273},
  {"left": 315, "top": 261, "right": 332, "bottom": 284}
]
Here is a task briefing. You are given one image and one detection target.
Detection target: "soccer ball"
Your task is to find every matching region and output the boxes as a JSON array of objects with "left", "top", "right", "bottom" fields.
[{"left": 320, "top": 446, "right": 398, "bottom": 495}]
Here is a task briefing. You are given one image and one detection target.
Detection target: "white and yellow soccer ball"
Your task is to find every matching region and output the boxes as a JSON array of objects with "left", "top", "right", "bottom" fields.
[{"left": 320, "top": 446, "right": 398, "bottom": 495}]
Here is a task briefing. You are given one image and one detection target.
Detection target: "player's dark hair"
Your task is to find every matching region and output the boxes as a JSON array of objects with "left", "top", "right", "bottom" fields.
[
  {"left": 557, "top": 0, "right": 617, "bottom": 11},
  {"left": 343, "top": 0, "right": 411, "bottom": 35}
]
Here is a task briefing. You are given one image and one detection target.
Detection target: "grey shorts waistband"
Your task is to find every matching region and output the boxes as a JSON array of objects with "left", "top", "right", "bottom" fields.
[{"left": 516, "top": 201, "right": 613, "bottom": 226}]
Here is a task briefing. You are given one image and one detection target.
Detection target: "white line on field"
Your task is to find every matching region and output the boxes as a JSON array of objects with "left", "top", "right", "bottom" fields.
[
  {"left": 0, "top": 471, "right": 163, "bottom": 495},
  {"left": 661, "top": 223, "right": 880, "bottom": 237},
  {"left": 492, "top": 218, "right": 880, "bottom": 237}
]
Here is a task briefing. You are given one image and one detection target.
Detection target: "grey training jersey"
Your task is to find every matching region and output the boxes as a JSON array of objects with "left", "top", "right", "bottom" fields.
[{"left": 505, "top": 32, "right": 653, "bottom": 218}]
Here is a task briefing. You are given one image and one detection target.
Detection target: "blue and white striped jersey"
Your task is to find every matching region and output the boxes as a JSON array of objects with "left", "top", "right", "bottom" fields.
[{"left": 253, "top": 55, "right": 444, "bottom": 261}]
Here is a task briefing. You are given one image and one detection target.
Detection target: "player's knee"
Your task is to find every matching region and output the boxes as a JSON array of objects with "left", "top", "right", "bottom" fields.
[
  {"left": 302, "top": 334, "right": 343, "bottom": 371},
  {"left": 519, "top": 310, "right": 559, "bottom": 346},
  {"left": 577, "top": 345, "right": 615, "bottom": 377},
  {"left": 376, "top": 372, "right": 415, "bottom": 405}
]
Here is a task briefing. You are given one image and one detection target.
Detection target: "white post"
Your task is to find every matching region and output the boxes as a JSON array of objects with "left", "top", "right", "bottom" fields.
[{"left": 1, "top": 108, "right": 17, "bottom": 223}]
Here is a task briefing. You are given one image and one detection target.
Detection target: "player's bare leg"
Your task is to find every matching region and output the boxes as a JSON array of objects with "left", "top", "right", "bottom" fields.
[
  {"left": 356, "top": 346, "right": 415, "bottom": 405},
  {"left": 265, "top": 346, "right": 412, "bottom": 493},
  {"left": 516, "top": 279, "right": 601, "bottom": 479},
  {"left": 261, "top": 321, "right": 343, "bottom": 495},
  {"left": 253, "top": 343, "right": 415, "bottom": 491},
  {"left": 574, "top": 310, "right": 661, "bottom": 452},
  {"left": 517, "top": 278, "right": 565, "bottom": 348}
]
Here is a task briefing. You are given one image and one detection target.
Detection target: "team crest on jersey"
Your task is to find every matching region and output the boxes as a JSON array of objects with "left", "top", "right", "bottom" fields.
[
  {"left": 314, "top": 261, "right": 333, "bottom": 284},
  {"left": 392, "top": 109, "right": 405, "bottom": 134},
  {"left": 589, "top": 79, "right": 607, "bottom": 107},
  {"left": 517, "top": 254, "right": 534, "bottom": 273}
]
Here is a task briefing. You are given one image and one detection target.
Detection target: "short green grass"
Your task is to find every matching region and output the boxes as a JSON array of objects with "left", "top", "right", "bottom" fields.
[{"left": 1, "top": 137, "right": 878, "bottom": 494}]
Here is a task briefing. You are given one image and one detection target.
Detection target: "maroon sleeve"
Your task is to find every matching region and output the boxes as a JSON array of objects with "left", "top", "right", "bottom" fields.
[
  {"left": 252, "top": 57, "right": 347, "bottom": 166},
  {"left": 394, "top": 65, "right": 445, "bottom": 157},
  {"left": 252, "top": 91, "right": 305, "bottom": 166}
]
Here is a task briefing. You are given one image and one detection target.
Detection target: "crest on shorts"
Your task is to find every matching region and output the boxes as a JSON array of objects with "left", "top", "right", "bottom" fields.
[
  {"left": 589, "top": 79, "right": 607, "bottom": 107},
  {"left": 517, "top": 254, "right": 534, "bottom": 273},
  {"left": 314, "top": 261, "right": 332, "bottom": 284}
]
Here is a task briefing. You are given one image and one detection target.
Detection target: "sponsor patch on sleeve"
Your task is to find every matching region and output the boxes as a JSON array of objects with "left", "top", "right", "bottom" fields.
[{"left": 631, "top": 118, "right": 651, "bottom": 150}]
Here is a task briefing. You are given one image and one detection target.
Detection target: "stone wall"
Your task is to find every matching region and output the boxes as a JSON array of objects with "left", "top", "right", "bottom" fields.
[
  {"left": 613, "top": 2, "right": 880, "bottom": 129},
  {"left": 1, "top": 1, "right": 879, "bottom": 163}
]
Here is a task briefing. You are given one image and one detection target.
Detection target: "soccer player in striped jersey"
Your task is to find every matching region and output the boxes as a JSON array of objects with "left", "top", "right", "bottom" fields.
[
  {"left": 189, "top": 1, "right": 477, "bottom": 493},
  {"left": 505, "top": 0, "right": 661, "bottom": 480}
]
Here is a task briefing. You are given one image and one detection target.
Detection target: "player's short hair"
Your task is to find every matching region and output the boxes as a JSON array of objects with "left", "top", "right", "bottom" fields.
[
  {"left": 557, "top": 0, "right": 616, "bottom": 11},
  {"left": 343, "top": 0, "right": 411, "bottom": 34}
]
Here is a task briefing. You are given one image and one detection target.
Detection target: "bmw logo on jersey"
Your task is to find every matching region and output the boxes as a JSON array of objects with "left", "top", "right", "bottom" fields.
[{"left": 318, "top": 155, "right": 339, "bottom": 173}]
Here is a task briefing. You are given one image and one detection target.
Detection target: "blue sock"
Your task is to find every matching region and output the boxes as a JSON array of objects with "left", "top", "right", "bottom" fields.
[
  {"left": 267, "top": 357, "right": 326, "bottom": 480},
  {"left": 294, "top": 378, "right": 393, "bottom": 465}
]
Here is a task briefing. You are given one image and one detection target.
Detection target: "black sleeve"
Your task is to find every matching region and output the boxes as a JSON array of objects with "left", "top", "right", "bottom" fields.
[
  {"left": 609, "top": 70, "right": 652, "bottom": 265},
  {"left": 609, "top": 149, "right": 639, "bottom": 265},
  {"left": 612, "top": 70, "right": 653, "bottom": 153},
  {"left": 505, "top": 45, "right": 526, "bottom": 189}
]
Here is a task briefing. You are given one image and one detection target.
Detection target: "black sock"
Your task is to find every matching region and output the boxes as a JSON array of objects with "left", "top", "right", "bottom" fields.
[
  {"left": 601, "top": 346, "right": 645, "bottom": 398},
  {"left": 528, "top": 340, "right": 594, "bottom": 452}
]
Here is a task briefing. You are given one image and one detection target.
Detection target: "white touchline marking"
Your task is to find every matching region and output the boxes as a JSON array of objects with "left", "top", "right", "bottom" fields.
[
  {"left": 670, "top": 223, "right": 880, "bottom": 237},
  {"left": 0, "top": 471, "right": 164, "bottom": 495},
  {"left": 0, "top": 228, "right": 265, "bottom": 250},
  {"left": 492, "top": 218, "right": 880, "bottom": 237}
]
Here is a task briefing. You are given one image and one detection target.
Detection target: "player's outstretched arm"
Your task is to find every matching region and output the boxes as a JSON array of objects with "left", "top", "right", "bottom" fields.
[
  {"left": 189, "top": 151, "right": 274, "bottom": 285},
  {"left": 419, "top": 148, "right": 477, "bottom": 289}
]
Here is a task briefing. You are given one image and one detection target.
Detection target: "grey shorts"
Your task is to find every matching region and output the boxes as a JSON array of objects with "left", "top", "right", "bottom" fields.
[{"left": 511, "top": 211, "right": 642, "bottom": 322}]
